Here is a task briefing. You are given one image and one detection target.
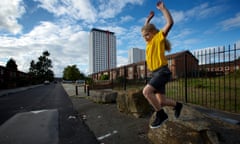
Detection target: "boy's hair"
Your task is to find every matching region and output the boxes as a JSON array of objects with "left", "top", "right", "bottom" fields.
[
  {"left": 141, "top": 23, "right": 158, "bottom": 34},
  {"left": 165, "top": 39, "right": 171, "bottom": 52},
  {"left": 141, "top": 23, "right": 171, "bottom": 52}
]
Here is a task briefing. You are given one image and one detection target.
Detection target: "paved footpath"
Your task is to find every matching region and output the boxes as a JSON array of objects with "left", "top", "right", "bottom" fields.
[
  {"left": 63, "top": 84, "right": 150, "bottom": 144},
  {"left": 64, "top": 84, "right": 240, "bottom": 126}
]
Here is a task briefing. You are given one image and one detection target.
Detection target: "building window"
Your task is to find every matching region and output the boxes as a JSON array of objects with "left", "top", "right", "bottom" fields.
[
  {"left": 0, "top": 69, "right": 3, "bottom": 75},
  {"left": 225, "top": 66, "right": 229, "bottom": 70},
  {"left": 236, "top": 66, "right": 239, "bottom": 70},
  {"left": 168, "top": 59, "right": 172, "bottom": 66}
]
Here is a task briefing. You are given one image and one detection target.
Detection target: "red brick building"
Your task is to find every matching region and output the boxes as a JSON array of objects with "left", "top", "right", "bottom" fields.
[
  {"left": 0, "top": 65, "right": 29, "bottom": 89},
  {"left": 90, "top": 50, "right": 199, "bottom": 80},
  {"left": 199, "top": 59, "right": 240, "bottom": 75},
  {"left": 167, "top": 50, "right": 199, "bottom": 79}
]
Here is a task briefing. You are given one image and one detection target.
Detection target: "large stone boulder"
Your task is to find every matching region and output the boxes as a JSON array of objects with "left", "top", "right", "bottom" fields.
[
  {"left": 90, "top": 90, "right": 117, "bottom": 103},
  {"left": 148, "top": 104, "right": 240, "bottom": 144},
  {"left": 116, "top": 89, "right": 152, "bottom": 118}
]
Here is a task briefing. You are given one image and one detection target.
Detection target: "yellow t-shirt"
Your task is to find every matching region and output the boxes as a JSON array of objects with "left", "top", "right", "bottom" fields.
[{"left": 146, "top": 30, "right": 168, "bottom": 71}]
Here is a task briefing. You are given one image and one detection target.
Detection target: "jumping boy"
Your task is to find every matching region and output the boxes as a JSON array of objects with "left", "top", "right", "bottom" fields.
[{"left": 141, "top": 1, "right": 183, "bottom": 129}]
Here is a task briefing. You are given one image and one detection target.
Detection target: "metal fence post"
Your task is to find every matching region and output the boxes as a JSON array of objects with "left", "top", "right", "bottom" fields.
[
  {"left": 84, "top": 84, "right": 86, "bottom": 93},
  {"left": 184, "top": 53, "right": 188, "bottom": 103},
  {"left": 87, "top": 85, "right": 90, "bottom": 96},
  {"left": 75, "top": 85, "right": 78, "bottom": 95},
  {"left": 124, "top": 66, "right": 126, "bottom": 90},
  {"left": 145, "top": 61, "right": 148, "bottom": 84}
]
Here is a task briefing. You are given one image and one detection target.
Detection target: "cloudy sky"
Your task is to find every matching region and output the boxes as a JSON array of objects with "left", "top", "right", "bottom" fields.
[{"left": 0, "top": 0, "right": 240, "bottom": 77}]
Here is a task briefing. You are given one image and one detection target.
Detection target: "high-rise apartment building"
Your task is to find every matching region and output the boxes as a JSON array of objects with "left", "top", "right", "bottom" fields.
[
  {"left": 89, "top": 28, "right": 116, "bottom": 74},
  {"left": 128, "top": 48, "right": 145, "bottom": 64}
]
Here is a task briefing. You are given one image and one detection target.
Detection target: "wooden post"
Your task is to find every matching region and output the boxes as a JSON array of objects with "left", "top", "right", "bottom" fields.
[
  {"left": 87, "top": 85, "right": 90, "bottom": 96},
  {"left": 75, "top": 85, "right": 78, "bottom": 95},
  {"left": 84, "top": 84, "right": 86, "bottom": 93}
]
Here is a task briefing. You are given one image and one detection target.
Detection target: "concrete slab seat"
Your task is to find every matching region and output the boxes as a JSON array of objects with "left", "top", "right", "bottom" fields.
[
  {"left": 0, "top": 109, "right": 59, "bottom": 144},
  {"left": 89, "top": 90, "right": 117, "bottom": 103},
  {"left": 116, "top": 89, "right": 152, "bottom": 118},
  {"left": 148, "top": 105, "right": 240, "bottom": 144}
]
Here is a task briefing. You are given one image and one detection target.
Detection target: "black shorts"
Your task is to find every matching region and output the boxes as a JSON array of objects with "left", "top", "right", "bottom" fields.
[{"left": 148, "top": 65, "right": 172, "bottom": 94}]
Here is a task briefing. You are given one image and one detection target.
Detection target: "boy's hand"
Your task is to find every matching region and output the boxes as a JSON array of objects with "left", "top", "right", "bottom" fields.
[
  {"left": 145, "top": 11, "right": 154, "bottom": 25},
  {"left": 148, "top": 11, "right": 154, "bottom": 20},
  {"left": 156, "top": 0, "right": 165, "bottom": 10}
]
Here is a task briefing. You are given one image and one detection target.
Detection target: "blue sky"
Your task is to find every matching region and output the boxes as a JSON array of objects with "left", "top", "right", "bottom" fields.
[{"left": 0, "top": 0, "right": 240, "bottom": 77}]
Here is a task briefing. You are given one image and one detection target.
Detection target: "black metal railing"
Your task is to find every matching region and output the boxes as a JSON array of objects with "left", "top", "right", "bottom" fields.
[
  {"left": 91, "top": 43, "right": 240, "bottom": 113},
  {"left": 112, "top": 43, "right": 240, "bottom": 113},
  {"left": 166, "top": 44, "right": 240, "bottom": 113}
]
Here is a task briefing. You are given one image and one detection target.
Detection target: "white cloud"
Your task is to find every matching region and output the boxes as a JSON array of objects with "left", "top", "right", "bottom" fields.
[
  {"left": 171, "top": 2, "right": 224, "bottom": 24},
  {"left": 0, "top": 20, "right": 90, "bottom": 77},
  {"left": 220, "top": 12, "right": 240, "bottom": 31},
  {"left": 171, "top": 10, "right": 185, "bottom": 24},
  {"left": 186, "top": 3, "right": 223, "bottom": 20},
  {"left": 34, "top": 0, "right": 143, "bottom": 24},
  {"left": 34, "top": 0, "right": 97, "bottom": 23},
  {"left": 117, "top": 55, "right": 129, "bottom": 67},
  {"left": 236, "top": 40, "right": 240, "bottom": 49},
  {"left": 171, "top": 28, "right": 194, "bottom": 40},
  {"left": 0, "top": 0, "right": 146, "bottom": 77},
  {"left": 97, "top": 0, "right": 143, "bottom": 19},
  {"left": 0, "top": 0, "right": 25, "bottom": 34},
  {"left": 120, "top": 15, "right": 134, "bottom": 23}
]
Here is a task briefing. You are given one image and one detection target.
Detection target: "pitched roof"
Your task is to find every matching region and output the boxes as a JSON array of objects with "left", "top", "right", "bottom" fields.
[{"left": 166, "top": 50, "right": 199, "bottom": 62}]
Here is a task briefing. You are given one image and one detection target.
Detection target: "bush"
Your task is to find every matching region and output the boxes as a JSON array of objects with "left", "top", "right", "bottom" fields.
[{"left": 100, "top": 74, "right": 109, "bottom": 80}]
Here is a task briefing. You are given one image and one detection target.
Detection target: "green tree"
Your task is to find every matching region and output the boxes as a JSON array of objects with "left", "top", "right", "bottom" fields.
[
  {"left": 85, "top": 77, "right": 93, "bottom": 85},
  {"left": 28, "top": 51, "right": 54, "bottom": 83},
  {"left": 100, "top": 74, "right": 109, "bottom": 80},
  {"left": 62, "top": 65, "right": 85, "bottom": 81},
  {"left": 6, "top": 58, "right": 18, "bottom": 71}
]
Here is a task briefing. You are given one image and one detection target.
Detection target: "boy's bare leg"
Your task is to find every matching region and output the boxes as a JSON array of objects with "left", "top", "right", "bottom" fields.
[
  {"left": 143, "top": 84, "right": 161, "bottom": 111},
  {"left": 155, "top": 93, "right": 176, "bottom": 107}
]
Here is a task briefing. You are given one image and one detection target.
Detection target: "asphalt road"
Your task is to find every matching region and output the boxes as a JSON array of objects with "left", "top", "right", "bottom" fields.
[{"left": 0, "top": 83, "right": 98, "bottom": 144}]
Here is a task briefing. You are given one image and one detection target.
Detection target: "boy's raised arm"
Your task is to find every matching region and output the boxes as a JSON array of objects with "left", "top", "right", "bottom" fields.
[
  {"left": 145, "top": 11, "right": 154, "bottom": 25},
  {"left": 157, "top": 1, "right": 174, "bottom": 37}
]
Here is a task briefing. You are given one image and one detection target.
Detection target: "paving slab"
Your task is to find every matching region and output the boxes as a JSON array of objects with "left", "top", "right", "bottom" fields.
[{"left": 0, "top": 109, "right": 58, "bottom": 144}]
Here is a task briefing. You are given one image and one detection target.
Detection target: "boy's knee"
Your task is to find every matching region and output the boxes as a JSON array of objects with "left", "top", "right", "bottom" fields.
[
  {"left": 142, "top": 87, "right": 151, "bottom": 99},
  {"left": 142, "top": 88, "right": 147, "bottom": 97},
  {"left": 142, "top": 88, "right": 147, "bottom": 96}
]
